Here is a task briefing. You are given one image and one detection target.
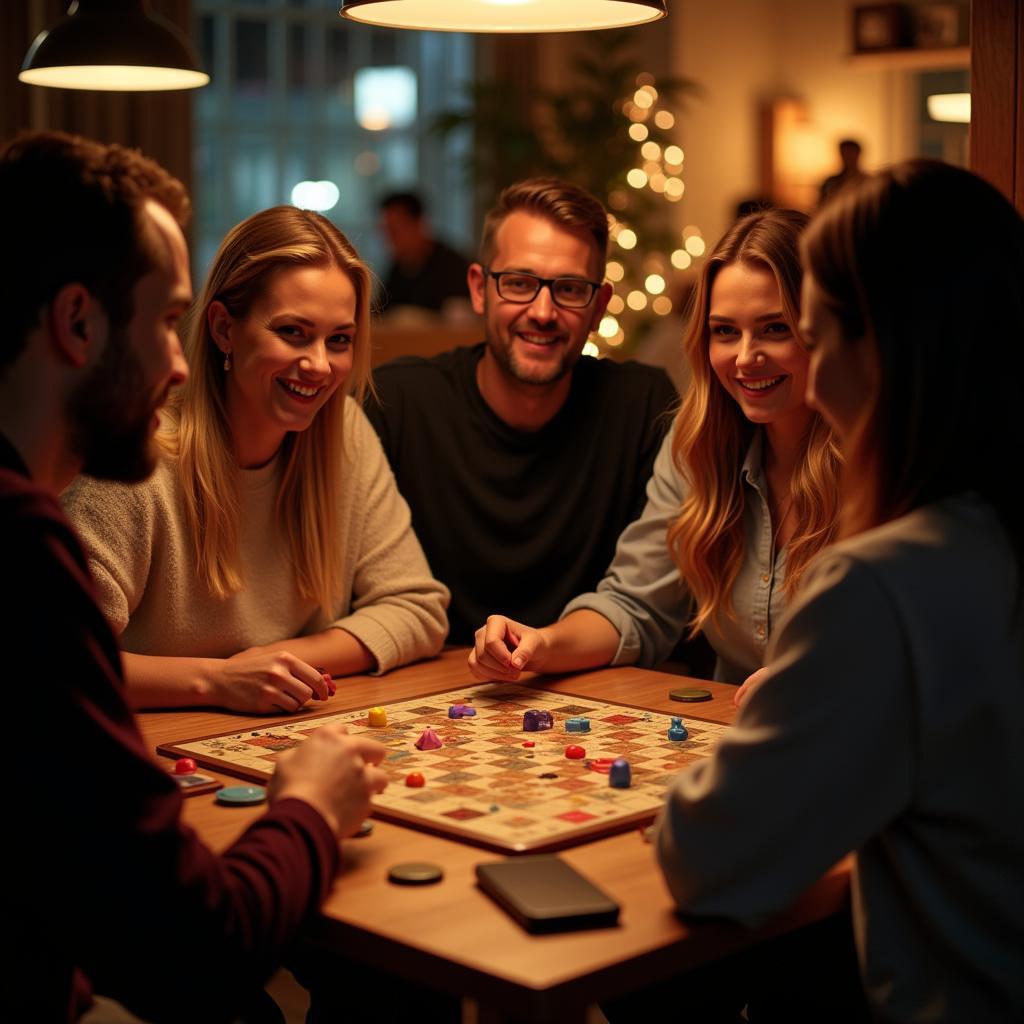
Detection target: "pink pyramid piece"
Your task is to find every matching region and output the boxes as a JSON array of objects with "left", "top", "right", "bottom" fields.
[{"left": 415, "top": 727, "right": 443, "bottom": 751}]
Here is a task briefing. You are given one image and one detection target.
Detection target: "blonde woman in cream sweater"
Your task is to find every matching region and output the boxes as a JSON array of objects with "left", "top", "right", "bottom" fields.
[{"left": 64, "top": 206, "right": 449, "bottom": 713}]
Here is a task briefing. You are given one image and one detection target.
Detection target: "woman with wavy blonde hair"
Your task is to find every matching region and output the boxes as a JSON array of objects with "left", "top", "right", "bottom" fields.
[
  {"left": 470, "top": 208, "right": 840, "bottom": 684},
  {"left": 65, "top": 205, "right": 449, "bottom": 712}
]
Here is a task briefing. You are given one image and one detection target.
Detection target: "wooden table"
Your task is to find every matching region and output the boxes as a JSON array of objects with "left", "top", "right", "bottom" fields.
[{"left": 137, "top": 650, "right": 850, "bottom": 1023}]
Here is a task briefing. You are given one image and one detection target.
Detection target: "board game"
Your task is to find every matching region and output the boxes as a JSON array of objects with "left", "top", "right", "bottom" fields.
[{"left": 158, "top": 682, "right": 730, "bottom": 853}]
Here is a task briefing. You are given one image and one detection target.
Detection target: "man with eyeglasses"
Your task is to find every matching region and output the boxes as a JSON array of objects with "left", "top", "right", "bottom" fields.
[{"left": 366, "top": 177, "right": 676, "bottom": 644}]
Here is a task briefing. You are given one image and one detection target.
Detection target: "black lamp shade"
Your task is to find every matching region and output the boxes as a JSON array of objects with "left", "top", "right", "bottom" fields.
[{"left": 20, "top": 0, "right": 209, "bottom": 91}]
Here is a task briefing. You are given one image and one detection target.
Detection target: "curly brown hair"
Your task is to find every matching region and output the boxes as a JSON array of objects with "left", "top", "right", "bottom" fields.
[{"left": 0, "top": 130, "right": 189, "bottom": 369}]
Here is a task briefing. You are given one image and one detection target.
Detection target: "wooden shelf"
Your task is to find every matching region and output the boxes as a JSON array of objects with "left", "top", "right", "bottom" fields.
[{"left": 846, "top": 45, "right": 970, "bottom": 70}]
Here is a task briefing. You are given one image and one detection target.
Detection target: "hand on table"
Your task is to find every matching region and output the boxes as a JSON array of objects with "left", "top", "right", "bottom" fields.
[
  {"left": 210, "top": 649, "right": 335, "bottom": 714},
  {"left": 270, "top": 726, "right": 388, "bottom": 838},
  {"left": 734, "top": 666, "right": 770, "bottom": 709},
  {"left": 469, "top": 615, "right": 549, "bottom": 681}
]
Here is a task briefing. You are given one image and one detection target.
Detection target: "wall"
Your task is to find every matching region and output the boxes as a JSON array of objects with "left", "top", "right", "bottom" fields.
[{"left": 670, "top": 0, "right": 915, "bottom": 245}]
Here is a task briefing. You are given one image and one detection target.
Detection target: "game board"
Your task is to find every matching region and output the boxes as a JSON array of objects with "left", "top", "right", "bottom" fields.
[{"left": 158, "top": 682, "right": 730, "bottom": 853}]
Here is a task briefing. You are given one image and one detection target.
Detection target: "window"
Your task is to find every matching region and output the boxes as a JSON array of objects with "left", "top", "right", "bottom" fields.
[{"left": 193, "top": 1, "right": 474, "bottom": 283}]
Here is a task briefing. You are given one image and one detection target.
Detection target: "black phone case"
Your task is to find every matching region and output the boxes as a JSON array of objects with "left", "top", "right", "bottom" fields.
[{"left": 475, "top": 855, "right": 620, "bottom": 934}]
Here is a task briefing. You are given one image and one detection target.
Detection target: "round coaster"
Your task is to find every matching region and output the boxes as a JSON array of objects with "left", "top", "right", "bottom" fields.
[
  {"left": 669, "top": 687, "right": 713, "bottom": 703},
  {"left": 388, "top": 862, "right": 444, "bottom": 886},
  {"left": 215, "top": 785, "right": 267, "bottom": 806}
]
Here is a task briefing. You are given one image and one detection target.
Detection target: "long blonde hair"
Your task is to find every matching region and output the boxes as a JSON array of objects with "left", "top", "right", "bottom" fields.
[
  {"left": 161, "top": 205, "right": 373, "bottom": 612},
  {"left": 667, "top": 209, "right": 841, "bottom": 636}
]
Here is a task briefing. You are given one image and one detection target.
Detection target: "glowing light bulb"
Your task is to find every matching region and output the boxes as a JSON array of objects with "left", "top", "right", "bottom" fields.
[
  {"left": 671, "top": 249, "right": 692, "bottom": 269},
  {"left": 626, "top": 290, "right": 648, "bottom": 311},
  {"left": 654, "top": 110, "right": 675, "bottom": 129},
  {"left": 627, "top": 168, "right": 648, "bottom": 189},
  {"left": 645, "top": 274, "right": 666, "bottom": 295},
  {"left": 605, "top": 261, "right": 625, "bottom": 282},
  {"left": 628, "top": 123, "right": 649, "bottom": 141},
  {"left": 663, "top": 145, "right": 684, "bottom": 164},
  {"left": 617, "top": 229, "right": 637, "bottom": 250}
]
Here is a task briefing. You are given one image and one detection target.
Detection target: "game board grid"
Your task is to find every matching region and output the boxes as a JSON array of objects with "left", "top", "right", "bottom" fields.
[{"left": 159, "top": 683, "right": 730, "bottom": 853}]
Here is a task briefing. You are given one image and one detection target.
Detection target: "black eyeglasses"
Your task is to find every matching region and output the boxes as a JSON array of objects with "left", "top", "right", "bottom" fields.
[{"left": 484, "top": 269, "right": 602, "bottom": 309}]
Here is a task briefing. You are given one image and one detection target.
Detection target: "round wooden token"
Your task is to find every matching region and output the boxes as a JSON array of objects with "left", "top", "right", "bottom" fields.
[
  {"left": 215, "top": 785, "right": 267, "bottom": 806},
  {"left": 388, "top": 862, "right": 444, "bottom": 886},
  {"left": 669, "top": 687, "right": 712, "bottom": 703}
]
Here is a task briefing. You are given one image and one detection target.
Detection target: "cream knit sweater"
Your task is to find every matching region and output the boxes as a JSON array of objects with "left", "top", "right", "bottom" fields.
[{"left": 62, "top": 399, "right": 449, "bottom": 673}]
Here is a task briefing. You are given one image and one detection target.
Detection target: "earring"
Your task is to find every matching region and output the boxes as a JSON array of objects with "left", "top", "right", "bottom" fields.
[
  {"left": 755, "top": 352, "right": 766, "bottom": 365},
  {"left": 223, "top": 352, "right": 232, "bottom": 371}
]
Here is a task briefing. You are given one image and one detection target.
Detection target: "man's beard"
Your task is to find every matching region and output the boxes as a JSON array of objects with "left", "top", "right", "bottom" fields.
[
  {"left": 488, "top": 327, "right": 579, "bottom": 388},
  {"left": 67, "top": 326, "right": 161, "bottom": 483}
]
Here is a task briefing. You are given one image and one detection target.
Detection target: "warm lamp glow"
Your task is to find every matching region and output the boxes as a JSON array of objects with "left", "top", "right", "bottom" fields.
[
  {"left": 340, "top": 0, "right": 667, "bottom": 33},
  {"left": 927, "top": 92, "right": 970, "bottom": 123}
]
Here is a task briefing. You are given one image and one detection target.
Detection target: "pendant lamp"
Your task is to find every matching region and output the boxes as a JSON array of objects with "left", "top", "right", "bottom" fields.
[
  {"left": 19, "top": 0, "right": 209, "bottom": 92},
  {"left": 339, "top": 0, "right": 667, "bottom": 33}
]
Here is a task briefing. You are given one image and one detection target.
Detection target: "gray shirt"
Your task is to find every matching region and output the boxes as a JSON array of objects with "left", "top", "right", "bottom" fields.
[
  {"left": 658, "top": 495, "right": 1024, "bottom": 1021},
  {"left": 562, "top": 429, "right": 787, "bottom": 682}
]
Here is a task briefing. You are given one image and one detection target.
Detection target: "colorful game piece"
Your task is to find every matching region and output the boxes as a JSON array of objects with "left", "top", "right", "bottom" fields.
[
  {"left": 523, "top": 709, "right": 553, "bottom": 732},
  {"left": 448, "top": 703, "right": 477, "bottom": 718},
  {"left": 522, "top": 741, "right": 535, "bottom": 748},
  {"left": 174, "top": 757, "right": 197, "bottom": 775},
  {"left": 388, "top": 862, "right": 444, "bottom": 886},
  {"left": 355, "top": 820, "right": 374, "bottom": 837},
  {"left": 669, "top": 687, "right": 712, "bottom": 703},
  {"left": 489, "top": 804, "right": 500, "bottom": 812},
  {"left": 405, "top": 772, "right": 426, "bottom": 787},
  {"left": 368, "top": 706, "right": 387, "bottom": 727},
  {"left": 587, "top": 758, "right": 615, "bottom": 774},
  {"left": 564, "top": 716, "right": 591, "bottom": 733},
  {"left": 565, "top": 745, "right": 586, "bottom": 759},
  {"left": 667, "top": 716, "right": 688, "bottom": 742},
  {"left": 609, "top": 758, "right": 632, "bottom": 788},
  {"left": 539, "top": 772, "right": 559, "bottom": 779},
  {"left": 215, "top": 785, "right": 267, "bottom": 806},
  {"left": 414, "top": 727, "right": 443, "bottom": 750}
]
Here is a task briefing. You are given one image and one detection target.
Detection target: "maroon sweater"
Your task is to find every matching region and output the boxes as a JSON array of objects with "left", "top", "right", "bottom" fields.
[{"left": 0, "top": 436, "right": 340, "bottom": 1022}]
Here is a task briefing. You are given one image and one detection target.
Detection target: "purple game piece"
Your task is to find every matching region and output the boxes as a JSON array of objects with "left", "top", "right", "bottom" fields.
[
  {"left": 523, "top": 709, "right": 554, "bottom": 732},
  {"left": 609, "top": 758, "right": 632, "bottom": 788},
  {"left": 448, "top": 704, "right": 477, "bottom": 719},
  {"left": 414, "top": 727, "right": 443, "bottom": 750}
]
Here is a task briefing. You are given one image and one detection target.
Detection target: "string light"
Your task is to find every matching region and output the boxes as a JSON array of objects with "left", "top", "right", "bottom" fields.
[
  {"left": 628, "top": 123, "right": 648, "bottom": 141},
  {"left": 645, "top": 274, "right": 666, "bottom": 294},
  {"left": 605, "top": 260, "right": 625, "bottom": 282},
  {"left": 654, "top": 110, "right": 675, "bottom": 129},
  {"left": 617, "top": 228, "right": 637, "bottom": 249}
]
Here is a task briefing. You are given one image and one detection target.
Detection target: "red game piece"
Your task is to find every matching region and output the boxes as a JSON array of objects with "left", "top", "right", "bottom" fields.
[
  {"left": 588, "top": 758, "right": 615, "bottom": 773},
  {"left": 522, "top": 741, "right": 535, "bottom": 748},
  {"left": 405, "top": 772, "right": 426, "bottom": 788},
  {"left": 565, "top": 745, "right": 586, "bottom": 760},
  {"left": 174, "top": 757, "right": 197, "bottom": 775}
]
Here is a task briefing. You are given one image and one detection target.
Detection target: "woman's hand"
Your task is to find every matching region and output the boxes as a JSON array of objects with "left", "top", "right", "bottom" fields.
[
  {"left": 468, "top": 615, "right": 550, "bottom": 681},
  {"left": 209, "top": 648, "right": 335, "bottom": 713},
  {"left": 734, "top": 666, "right": 770, "bottom": 709}
]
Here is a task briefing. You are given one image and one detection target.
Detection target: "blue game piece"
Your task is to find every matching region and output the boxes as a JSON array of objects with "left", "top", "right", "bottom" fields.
[
  {"left": 216, "top": 785, "right": 267, "bottom": 806},
  {"left": 667, "top": 716, "right": 688, "bottom": 742},
  {"left": 564, "top": 716, "right": 591, "bottom": 733},
  {"left": 523, "top": 709, "right": 553, "bottom": 732},
  {"left": 448, "top": 703, "right": 477, "bottom": 719},
  {"left": 609, "top": 758, "right": 632, "bottom": 788}
]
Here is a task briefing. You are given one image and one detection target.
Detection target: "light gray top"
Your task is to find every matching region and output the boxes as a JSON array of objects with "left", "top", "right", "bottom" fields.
[
  {"left": 562, "top": 429, "right": 787, "bottom": 682},
  {"left": 657, "top": 495, "right": 1024, "bottom": 1021}
]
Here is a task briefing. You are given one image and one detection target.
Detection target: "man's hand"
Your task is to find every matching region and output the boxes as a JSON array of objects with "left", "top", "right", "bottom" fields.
[{"left": 270, "top": 726, "right": 388, "bottom": 838}]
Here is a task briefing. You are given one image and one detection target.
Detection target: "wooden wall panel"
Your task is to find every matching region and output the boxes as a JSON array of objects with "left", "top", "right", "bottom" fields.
[{"left": 970, "top": 0, "right": 1023, "bottom": 212}]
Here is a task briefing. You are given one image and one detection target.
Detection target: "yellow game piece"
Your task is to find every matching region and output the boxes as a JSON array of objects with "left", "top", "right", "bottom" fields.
[{"left": 368, "top": 706, "right": 387, "bottom": 727}]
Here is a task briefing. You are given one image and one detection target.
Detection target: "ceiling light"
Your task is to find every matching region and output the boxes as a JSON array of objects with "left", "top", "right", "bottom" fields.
[
  {"left": 20, "top": 0, "right": 209, "bottom": 92},
  {"left": 339, "top": 0, "right": 667, "bottom": 33}
]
